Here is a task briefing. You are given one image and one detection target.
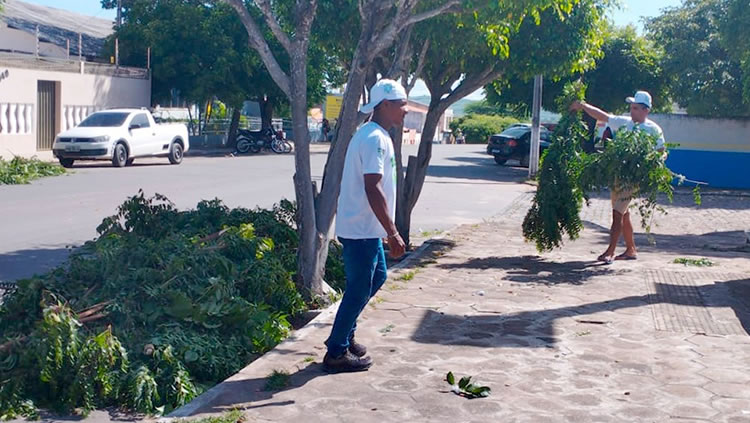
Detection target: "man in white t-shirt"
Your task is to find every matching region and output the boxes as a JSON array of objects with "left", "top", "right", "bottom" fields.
[
  {"left": 323, "top": 79, "right": 407, "bottom": 373},
  {"left": 570, "top": 90, "right": 666, "bottom": 264}
]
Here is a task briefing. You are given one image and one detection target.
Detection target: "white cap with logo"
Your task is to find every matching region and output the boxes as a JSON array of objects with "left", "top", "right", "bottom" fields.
[
  {"left": 360, "top": 79, "right": 408, "bottom": 114},
  {"left": 625, "top": 90, "right": 652, "bottom": 109}
]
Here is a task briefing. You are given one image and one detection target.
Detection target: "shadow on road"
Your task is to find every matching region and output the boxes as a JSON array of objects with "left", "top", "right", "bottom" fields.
[
  {"left": 0, "top": 247, "right": 70, "bottom": 281},
  {"left": 427, "top": 154, "right": 528, "bottom": 182}
]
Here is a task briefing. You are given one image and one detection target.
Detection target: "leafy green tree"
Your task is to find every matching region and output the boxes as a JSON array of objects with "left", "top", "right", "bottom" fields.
[
  {"left": 222, "top": 0, "right": 467, "bottom": 298},
  {"left": 720, "top": 0, "right": 750, "bottom": 103},
  {"left": 487, "top": 25, "right": 670, "bottom": 116},
  {"left": 646, "top": 0, "right": 750, "bottom": 117},
  {"left": 101, "top": 0, "right": 329, "bottom": 142},
  {"left": 393, "top": 0, "right": 607, "bottom": 245}
]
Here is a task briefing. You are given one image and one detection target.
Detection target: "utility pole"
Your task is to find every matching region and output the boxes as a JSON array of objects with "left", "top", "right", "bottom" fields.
[
  {"left": 117, "top": 0, "right": 122, "bottom": 28},
  {"left": 529, "top": 75, "right": 543, "bottom": 178}
]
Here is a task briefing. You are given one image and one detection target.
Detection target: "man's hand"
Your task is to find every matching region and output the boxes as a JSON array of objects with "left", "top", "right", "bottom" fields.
[
  {"left": 386, "top": 233, "right": 406, "bottom": 259},
  {"left": 569, "top": 100, "right": 584, "bottom": 112}
]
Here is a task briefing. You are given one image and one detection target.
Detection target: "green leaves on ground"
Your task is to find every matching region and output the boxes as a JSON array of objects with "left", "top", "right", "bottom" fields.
[
  {"left": 445, "top": 372, "right": 491, "bottom": 399},
  {"left": 0, "top": 191, "right": 345, "bottom": 417},
  {"left": 0, "top": 157, "right": 66, "bottom": 185},
  {"left": 673, "top": 257, "right": 715, "bottom": 267}
]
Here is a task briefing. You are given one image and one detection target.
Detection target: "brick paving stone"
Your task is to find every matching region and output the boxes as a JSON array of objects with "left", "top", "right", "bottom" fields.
[{"left": 157, "top": 190, "right": 750, "bottom": 423}]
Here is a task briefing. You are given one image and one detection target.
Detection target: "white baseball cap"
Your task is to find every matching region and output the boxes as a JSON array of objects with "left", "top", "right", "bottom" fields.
[
  {"left": 360, "top": 79, "right": 408, "bottom": 114},
  {"left": 625, "top": 90, "right": 652, "bottom": 109}
]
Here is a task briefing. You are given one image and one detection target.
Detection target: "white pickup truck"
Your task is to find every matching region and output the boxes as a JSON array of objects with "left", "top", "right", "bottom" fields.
[{"left": 52, "top": 109, "right": 189, "bottom": 168}]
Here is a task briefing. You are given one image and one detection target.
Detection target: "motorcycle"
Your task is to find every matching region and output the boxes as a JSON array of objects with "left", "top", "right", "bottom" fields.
[{"left": 236, "top": 127, "right": 292, "bottom": 154}]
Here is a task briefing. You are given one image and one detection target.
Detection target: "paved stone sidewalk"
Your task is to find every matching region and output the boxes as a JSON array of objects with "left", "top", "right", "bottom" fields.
[{"left": 171, "top": 192, "right": 750, "bottom": 422}]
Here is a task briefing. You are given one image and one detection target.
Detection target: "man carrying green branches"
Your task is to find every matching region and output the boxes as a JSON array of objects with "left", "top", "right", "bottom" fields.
[{"left": 570, "top": 90, "right": 665, "bottom": 264}]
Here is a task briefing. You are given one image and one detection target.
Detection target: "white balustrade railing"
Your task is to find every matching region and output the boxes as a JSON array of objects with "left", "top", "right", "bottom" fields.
[
  {"left": 61, "top": 105, "right": 100, "bottom": 131},
  {"left": 0, "top": 103, "right": 34, "bottom": 135}
]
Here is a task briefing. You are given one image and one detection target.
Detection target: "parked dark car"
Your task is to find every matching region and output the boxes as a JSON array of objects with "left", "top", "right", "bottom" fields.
[{"left": 486, "top": 124, "right": 552, "bottom": 167}]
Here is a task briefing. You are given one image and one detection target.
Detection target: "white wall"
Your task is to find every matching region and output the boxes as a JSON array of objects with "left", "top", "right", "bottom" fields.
[
  {"left": 0, "top": 64, "right": 151, "bottom": 158},
  {"left": 650, "top": 113, "right": 750, "bottom": 153}
]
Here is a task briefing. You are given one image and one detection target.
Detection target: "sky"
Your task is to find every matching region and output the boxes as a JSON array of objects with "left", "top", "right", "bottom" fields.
[{"left": 19, "top": 0, "right": 683, "bottom": 100}]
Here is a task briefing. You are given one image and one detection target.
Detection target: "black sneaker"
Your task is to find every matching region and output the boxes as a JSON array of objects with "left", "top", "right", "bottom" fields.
[
  {"left": 323, "top": 337, "right": 367, "bottom": 357},
  {"left": 348, "top": 336, "right": 367, "bottom": 357},
  {"left": 323, "top": 351, "right": 373, "bottom": 373}
]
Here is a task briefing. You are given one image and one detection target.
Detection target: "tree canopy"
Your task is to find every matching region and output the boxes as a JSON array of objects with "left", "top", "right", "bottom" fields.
[
  {"left": 646, "top": 0, "right": 750, "bottom": 117},
  {"left": 487, "top": 24, "right": 670, "bottom": 116},
  {"left": 101, "top": 0, "right": 330, "bottom": 109}
]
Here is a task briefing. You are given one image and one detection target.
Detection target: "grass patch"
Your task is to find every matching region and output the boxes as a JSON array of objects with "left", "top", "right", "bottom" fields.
[
  {"left": 0, "top": 156, "right": 66, "bottom": 184},
  {"left": 185, "top": 410, "right": 245, "bottom": 423},
  {"left": 673, "top": 257, "right": 715, "bottom": 267},
  {"left": 303, "top": 356, "right": 315, "bottom": 363},
  {"left": 264, "top": 370, "right": 291, "bottom": 391},
  {"left": 398, "top": 270, "right": 419, "bottom": 281},
  {"left": 419, "top": 229, "right": 444, "bottom": 238}
]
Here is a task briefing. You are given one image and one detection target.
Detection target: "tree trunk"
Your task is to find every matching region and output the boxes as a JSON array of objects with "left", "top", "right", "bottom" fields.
[
  {"left": 260, "top": 97, "right": 274, "bottom": 129},
  {"left": 397, "top": 102, "right": 446, "bottom": 246},
  {"left": 290, "top": 44, "right": 325, "bottom": 298},
  {"left": 226, "top": 107, "right": 241, "bottom": 148}
]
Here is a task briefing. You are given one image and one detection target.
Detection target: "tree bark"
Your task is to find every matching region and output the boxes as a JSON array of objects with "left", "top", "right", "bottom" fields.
[
  {"left": 396, "top": 67, "right": 505, "bottom": 245},
  {"left": 227, "top": 106, "right": 241, "bottom": 148},
  {"left": 260, "top": 97, "right": 274, "bottom": 129},
  {"left": 397, "top": 104, "right": 445, "bottom": 246}
]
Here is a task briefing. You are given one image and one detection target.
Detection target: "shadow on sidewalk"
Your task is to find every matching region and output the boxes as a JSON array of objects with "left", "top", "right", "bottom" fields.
[
  {"left": 437, "top": 255, "right": 618, "bottom": 285},
  {"left": 412, "top": 277, "right": 750, "bottom": 348},
  {"left": 584, "top": 221, "right": 750, "bottom": 258},
  {"left": 193, "top": 363, "right": 327, "bottom": 414}
]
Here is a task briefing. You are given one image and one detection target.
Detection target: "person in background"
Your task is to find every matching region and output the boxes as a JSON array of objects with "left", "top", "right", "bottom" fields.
[{"left": 570, "top": 90, "right": 665, "bottom": 264}]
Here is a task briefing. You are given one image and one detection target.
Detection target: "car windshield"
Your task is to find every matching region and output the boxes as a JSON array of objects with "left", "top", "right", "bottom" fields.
[
  {"left": 499, "top": 126, "right": 531, "bottom": 138},
  {"left": 78, "top": 113, "right": 129, "bottom": 127}
]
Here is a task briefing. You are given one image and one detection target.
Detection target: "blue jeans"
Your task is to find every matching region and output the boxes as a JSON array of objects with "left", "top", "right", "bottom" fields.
[{"left": 325, "top": 238, "right": 387, "bottom": 357}]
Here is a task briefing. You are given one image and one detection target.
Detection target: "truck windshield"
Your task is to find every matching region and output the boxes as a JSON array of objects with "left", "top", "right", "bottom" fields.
[{"left": 78, "top": 113, "right": 130, "bottom": 127}]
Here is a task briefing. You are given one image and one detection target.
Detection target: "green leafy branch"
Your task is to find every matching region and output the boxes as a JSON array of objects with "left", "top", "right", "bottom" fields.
[{"left": 445, "top": 372, "right": 491, "bottom": 399}]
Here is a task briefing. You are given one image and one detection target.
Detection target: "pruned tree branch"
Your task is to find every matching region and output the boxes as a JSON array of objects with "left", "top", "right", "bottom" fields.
[
  {"left": 223, "top": 0, "right": 291, "bottom": 97},
  {"left": 253, "top": 0, "right": 293, "bottom": 53}
]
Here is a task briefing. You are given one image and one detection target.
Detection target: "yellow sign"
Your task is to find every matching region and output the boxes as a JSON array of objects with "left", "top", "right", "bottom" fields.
[{"left": 325, "top": 95, "right": 343, "bottom": 119}]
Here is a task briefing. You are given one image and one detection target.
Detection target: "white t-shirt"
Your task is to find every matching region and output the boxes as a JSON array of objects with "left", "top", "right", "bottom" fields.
[
  {"left": 607, "top": 115, "right": 665, "bottom": 150},
  {"left": 336, "top": 122, "right": 396, "bottom": 239}
]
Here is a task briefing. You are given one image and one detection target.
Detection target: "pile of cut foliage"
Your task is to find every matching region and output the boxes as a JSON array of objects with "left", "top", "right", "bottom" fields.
[
  {"left": 0, "top": 156, "right": 66, "bottom": 185},
  {"left": 523, "top": 82, "right": 701, "bottom": 252},
  {"left": 0, "top": 192, "right": 344, "bottom": 418}
]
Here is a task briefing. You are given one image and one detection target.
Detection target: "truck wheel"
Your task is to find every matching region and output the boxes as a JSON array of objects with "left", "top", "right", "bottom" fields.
[
  {"left": 59, "top": 158, "right": 75, "bottom": 168},
  {"left": 493, "top": 156, "right": 507, "bottom": 165},
  {"left": 112, "top": 143, "right": 128, "bottom": 167},
  {"left": 169, "top": 142, "right": 184, "bottom": 164}
]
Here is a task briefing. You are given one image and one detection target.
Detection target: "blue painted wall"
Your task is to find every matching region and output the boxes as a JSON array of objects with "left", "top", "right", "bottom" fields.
[{"left": 666, "top": 149, "right": 750, "bottom": 189}]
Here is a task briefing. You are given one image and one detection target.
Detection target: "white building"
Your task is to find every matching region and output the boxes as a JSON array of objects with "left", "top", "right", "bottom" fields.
[{"left": 0, "top": 0, "right": 151, "bottom": 159}]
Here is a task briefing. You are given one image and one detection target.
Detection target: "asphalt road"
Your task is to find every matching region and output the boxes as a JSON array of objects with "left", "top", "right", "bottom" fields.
[{"left": 0, "top": 144, "right": 532, "bottom": 281}]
